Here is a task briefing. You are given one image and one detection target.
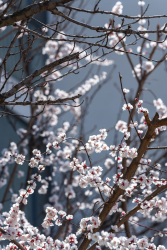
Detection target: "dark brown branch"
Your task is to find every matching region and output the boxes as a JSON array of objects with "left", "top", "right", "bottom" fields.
[
  {"left": 0, "top": 0, "right": 73, "bottom": 28},
  {"left": 13, "top": 24, "right": 165, "bottom": 63},
  {"left": 122, "top": 199, "right": 131, "bottom": 238},
  {"left": 0, "top": 94, "right": 81, "bottom": 106},
  {"left": 45, "top": 9, "right": 167, "bottom": 35},
  {"left": 143, "top": 111, "right": 151, "bottom": 127},
  {"left": 1, "top": 52, "right": 79, "bottom": 100},
  {"left": 147, "top": 146, "right": 167, "bottom": 150},
  {"left": 60, "top": 4, "right": 167, "bottom": 20}
]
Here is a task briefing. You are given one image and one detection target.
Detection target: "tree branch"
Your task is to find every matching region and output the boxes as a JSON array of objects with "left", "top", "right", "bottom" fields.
[
  {"left": 78, "top": 112, "right": 167, "bottom": 250},
  {"left": 0, "top": 0, "right": 73, "bottom": 28},
  {"left": 0, "top": 94, "right": 82, "bottom": 106},
  {"left": 60, "top": 5, "right": 167, "bottom": 20},
  {"left": 115, "top": 183, "right": 167, "bottom": 230},
  {"left": 1, "top": 52, "right": 79, "bottom": 101}
]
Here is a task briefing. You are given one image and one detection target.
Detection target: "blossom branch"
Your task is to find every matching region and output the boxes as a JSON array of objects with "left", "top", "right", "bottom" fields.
[
  {"left": 0, "top": 227, "right": 25, "bottom": 250},
  {"left": 119, "top": 73, "right": 141, "bottom": 141},
  {"left": 111, "top": 184, "right": 167, "bottom": 231},
  {"left": 0, "top": 94, "right": 82, "bottom": 106},
  {"left": 78, "top": 112, "right": 167, "bottom": 249}
]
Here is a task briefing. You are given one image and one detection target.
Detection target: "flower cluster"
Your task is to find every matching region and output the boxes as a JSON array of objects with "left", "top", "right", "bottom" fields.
[
  {"left": 77, "top": 216, "right": 101, "bottom": 235},
  {"left": 42, "top": 207, "right": 73, "bottom": 229}
]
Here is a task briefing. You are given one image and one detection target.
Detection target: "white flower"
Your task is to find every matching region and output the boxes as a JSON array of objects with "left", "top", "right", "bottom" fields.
[
  {"left": 6, "top": 227, "right": 17, "bottom": 239},
  {"left": 122, "top": 103, "right": 133, "bottom": 111},
  {"left": 137, "top": 237, "right": 148, "bottom": 249},
  {"left": 91, "top": 232, "right": 100, "bottom": 241},
  {"left": 58, "top": 132, "right": 66, "bottom": 140},
  {"left": 104, "top": 158, "right": 114, "bottom": 168},
  {"left": 80, "top": 218, "right": 88, "bottom": 229},
  {"left": 124, "top": 131, "right": 130, "bottom": 140},
  {"left": 66, "top": 215, "right": 73, "bottom": 220},
  {"left": 142, "top": 61, "right": 154, "bottom": 72},
  {"left": 15, "top": 154, "right": 25, "bottom": 165},
  {"left": 118, "top": 179, "right": 129, "bottom": 189},
  {"left": 112, "top": 1, "right": 123, "bottom": 15},
  {"left": 90, "top": 216, "right": 101, "bottom": 228},
  {"left": 123, "top": 88, "right": 130, "bottom": 94},
  {"left": 79, "top": 177, "right": 88, "bottom": 188},
  {"left": 42, "top": 27, "right": 48, "bottom": 33},
  {"left": 115, "top": 120, "right": 127, "bottom": 132},
  {"left": 111, "top": 225, "right": 119, "bottom": 232},
  {"left": 55, "top": 219, "right": 62, "bottom": 226},
  {"left": 136, "top": 100, "right": 143, "bottom": 108},
  {"left": 29, "top": 157, "right": 39, "bottom": 168},
  {"left": 138, "top": 1, "right": 145, "bottom": 6},
  {"left": 137, "top": 107, "right": 149, "bottom": 114},
  {"left": 52, "top": 141, "right": 60, "bottom": 149},
  {"left": 157, "top": 246, "right": 166, "bottom": 250},
  {"left": 58, "top": 210, "right": 66, "bottom": 218}
]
